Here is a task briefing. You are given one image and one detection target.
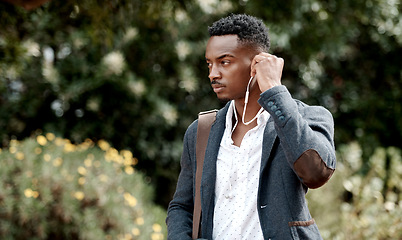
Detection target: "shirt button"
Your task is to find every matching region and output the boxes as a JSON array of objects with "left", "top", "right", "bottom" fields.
[
  {"left": 279, "top": 116, "right": 285, "bottom": 121},
  {"left": 268, "top": 101, "right": 274, "bottom": 107},
  {"left": 270, "top": 105, "right": 277, "bottom": 111},
  {"left": 275, "top": 110, "right": 282, "bottom": 116}
]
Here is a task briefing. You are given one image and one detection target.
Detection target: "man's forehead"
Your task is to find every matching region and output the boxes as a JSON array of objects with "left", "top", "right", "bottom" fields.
[{"left": 205, "top": 35, "right": 242, "bottom": 59}]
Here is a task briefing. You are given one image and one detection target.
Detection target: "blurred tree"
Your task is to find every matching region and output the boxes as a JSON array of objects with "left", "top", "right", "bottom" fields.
[
  {"left": 0, "top": 0, "right": 50, "bottom": 10},
  {"left": 0, "top": 0, "right": 401, "bottom": 207},
  {"left": 0, "top": 135, "right": 167, "bottom": 239},
  {"left": 0, "top": 0, "right": 204, "bottom": 207}
]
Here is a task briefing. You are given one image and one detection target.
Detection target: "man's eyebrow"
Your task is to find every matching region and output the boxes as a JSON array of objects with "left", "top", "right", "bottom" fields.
[
  {"left": 205, "top": 54, "right": 235, "bottom": 61},
  {"left": 217, "top": 54, "right": 235, "bottom": 59}
]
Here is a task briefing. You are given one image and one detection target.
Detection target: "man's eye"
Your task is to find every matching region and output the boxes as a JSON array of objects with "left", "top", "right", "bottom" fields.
[
  {"left": 207, "top": 62, "right": 212, "bottom": 68},
  {"left": 221, "top": 60, "right": 230, "bottom": 65}
]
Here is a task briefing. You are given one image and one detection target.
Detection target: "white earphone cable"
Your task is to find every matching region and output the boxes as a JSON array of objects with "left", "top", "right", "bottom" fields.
[{"left": 242, "top": 76, "right": 264, "bottom": 125}]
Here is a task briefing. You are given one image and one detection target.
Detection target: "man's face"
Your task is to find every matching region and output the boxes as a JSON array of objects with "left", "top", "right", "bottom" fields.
[{"left": 205, "top": 35, "right": 255, "bottom": 102}]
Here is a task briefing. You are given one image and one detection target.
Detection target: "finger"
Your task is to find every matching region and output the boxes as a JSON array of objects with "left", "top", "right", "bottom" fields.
[
  {"left": 258, "top": 52, "right": 271, "bottom": 57},
  {"left": 250, "top": 64, "right": 257, "bottom": 77},
  {"left": 251, "top": 56, "right": 269, "bottom": 74},
  {"left": 250, "top": 54, "right": 269, "bottom": 77},
  {"left": 252, "top": 55, "right": 268, "bottom": 66},
  {"left": 259, "top": 53, "right": 284, "bottom": 64},
  {"left": 258, "top": 55, "right": 284, "bottom": 67}
]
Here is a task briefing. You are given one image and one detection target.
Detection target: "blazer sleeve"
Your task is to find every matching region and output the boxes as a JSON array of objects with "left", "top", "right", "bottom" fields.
[
  {"left": 166, "top": 121, "right": 197, "bottom": 240},
  {"left": 258, "top": 85, "right": 336, "bottom": 189}
]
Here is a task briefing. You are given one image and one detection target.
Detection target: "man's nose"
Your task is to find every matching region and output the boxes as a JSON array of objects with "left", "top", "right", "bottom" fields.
[{"left": 208, "top": 65, "right": 220, "bottom": 81}]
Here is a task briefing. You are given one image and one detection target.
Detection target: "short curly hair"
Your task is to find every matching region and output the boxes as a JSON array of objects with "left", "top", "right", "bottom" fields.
[{"left": 208, "top": 14, "right": 270, "bottom": 52}]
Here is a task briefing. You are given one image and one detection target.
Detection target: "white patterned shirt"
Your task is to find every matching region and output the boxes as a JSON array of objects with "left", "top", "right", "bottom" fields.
[{"left": 213, "top": 100, "right": 269, "bottom": 240}]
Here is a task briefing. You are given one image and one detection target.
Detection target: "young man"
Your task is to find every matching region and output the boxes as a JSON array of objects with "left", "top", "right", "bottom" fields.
[{"left": 167, "top": 14, "right": 336, "bottom": 240}]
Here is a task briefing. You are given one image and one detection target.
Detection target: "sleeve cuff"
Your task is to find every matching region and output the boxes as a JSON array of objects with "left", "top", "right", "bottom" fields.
[{"left": 258, "top": 85, "right": 298, "bottom": 127}]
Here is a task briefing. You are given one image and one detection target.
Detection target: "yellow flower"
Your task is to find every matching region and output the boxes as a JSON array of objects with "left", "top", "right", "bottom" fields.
[
  {"left": 78, "top": 177, "right": 86, "bottom": 185},
  {"left": 55, "top": 137, "right": 64, "bottom": 146},
  {"left": 84, "top": 138, "right": 93, "bottom": 145},
  {"left": 15, "top": 152, "right": 25, "bottom": 160},
  {"left": 131, "top": 227, "right": 140, "bottom": 236},
  {"left": 74, "top": 191, "right": 85, "bottom": 200},
  {"left": 64, "top": 142, "right": 76, "bottom": 152},
  {"left": 151, "top": 233, "right": 164, "bottom": 240},
  {"left": 105, "top": 148, "right": 121, "bottom": 163},
  {"left": 24, "top": 188, "right": 39, "bottom": 198},
  {"left": 9, "top": 146, "right": 17, "bottom": 154},
  {"left": 98, "top": 139, "right": 110, "bottom": 151},
  {"left": 43, "top": 154, "right": 51, "bottom": 162},
  {"left": 135, "top": 217, "right": 144, "bottom": 225},
  {"left": 132, "top": 157, "right": 138, "bottom": 166},
  {"left": 32, "top": 191, "right": 39, "bottom": 198},
  {"left": 121, "top": 149, "right": 133, "bottom": 159},
  {"left": 24, "top": 188, "right": 33, "bottom": 197},
  {"left": 99, "top": 174, "right": 108, "bottom": 183},
  {"left": 124, "top": 166, "right": 134, "bottom": 175},
  {"left": 34, "top": 147, "right": 42, "bottom": 154},
  {"left": 46, "top": 132, "right": 55, "bottom": 141},
  {"left": 152, "top": 223, "right": 162, "bottom": 232},
  {"left": 124, "top": 192, "right": 137, "bottom": 207},
  {"left": 36, "top": 135, "right": 47, "bottom": 146},
  {"left": 117, "top": 234, "right": 132, "bottom": 240},
  {"left": 10, "top": 139, "right": 19, "bottom": 147},
  {"left": 53, "top": 157, "right": 63, "bottom": 167},
  {"left": 78, "top": 139, "right": 93, "bottom": 151},
  {"left": 77, "top": 166, "right": 87, "bottom": 175},
  {"left": 123, "top": 157, "right": 134, "bottom": 166},
  {"left": 84, "top": 158, "right": 92, "bottom": 167}
]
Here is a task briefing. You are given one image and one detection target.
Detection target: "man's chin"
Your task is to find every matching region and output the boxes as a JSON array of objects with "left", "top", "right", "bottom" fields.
[{"left": 217, "top": 97, "right": 230, "bottom": 104}]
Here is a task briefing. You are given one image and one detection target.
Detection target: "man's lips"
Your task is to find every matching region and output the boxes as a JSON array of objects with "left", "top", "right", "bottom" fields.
[{"left": 211, "top": 83, "right": 225, "bottom": 93}]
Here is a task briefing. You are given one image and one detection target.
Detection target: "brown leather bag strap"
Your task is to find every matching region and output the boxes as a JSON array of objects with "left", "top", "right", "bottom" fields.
[{"left": 192, "top": 110, "right": 217, "bottom": 240}]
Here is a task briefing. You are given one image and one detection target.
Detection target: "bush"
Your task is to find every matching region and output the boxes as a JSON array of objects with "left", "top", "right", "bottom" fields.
[
  {"left": 0, "top": 133, "right": 166, "bottom": 240},
  {"left": 307, "top": 142, "right": 402, "bottom": 240}
]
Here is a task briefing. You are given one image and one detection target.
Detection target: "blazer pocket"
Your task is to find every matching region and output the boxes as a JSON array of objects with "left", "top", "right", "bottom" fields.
[{"left": 288, "top": 219, "right": 322, "bottom": 240}]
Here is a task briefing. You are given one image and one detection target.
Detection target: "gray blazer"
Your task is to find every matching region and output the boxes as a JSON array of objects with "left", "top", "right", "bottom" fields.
[{"left": 167, "top": 85, "right": 336, "bottom": 240}]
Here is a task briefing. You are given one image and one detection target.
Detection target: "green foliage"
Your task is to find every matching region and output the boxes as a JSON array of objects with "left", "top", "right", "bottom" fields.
[
  {"left": 0, "top": 134, "right": 166, "bottom": 240},
  {"left": 307, "top": 143, "right": 402, "bottom": 239}
]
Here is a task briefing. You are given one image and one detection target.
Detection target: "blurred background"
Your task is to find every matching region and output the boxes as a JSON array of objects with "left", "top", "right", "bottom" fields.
[{"left": 0, "top": 0, "right": 401, "bottom": 239}]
